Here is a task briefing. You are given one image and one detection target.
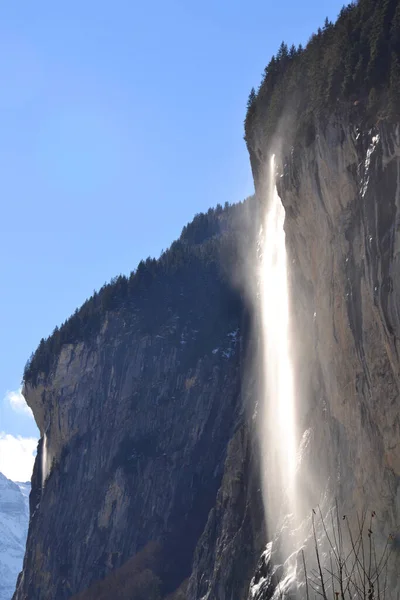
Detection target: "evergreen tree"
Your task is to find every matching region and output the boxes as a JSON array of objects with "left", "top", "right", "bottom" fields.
[
  {"left": 246, "top": 87, "right": 256, "bottom": 110},
  {"left": 277, "top": 41, "right": 289, "bottom": 61}
]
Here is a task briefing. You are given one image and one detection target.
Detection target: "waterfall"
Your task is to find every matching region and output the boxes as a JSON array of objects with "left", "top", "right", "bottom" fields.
[
  {"left": 42, "top": 433, "right": 48, "bottom": 487},
  {"left": 259, "top": 155, "right": 297, "bottom": 536}
]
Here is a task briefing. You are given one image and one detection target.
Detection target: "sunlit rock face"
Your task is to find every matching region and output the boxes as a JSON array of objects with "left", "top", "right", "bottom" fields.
[
  {"left": 247, "top": 118, "right": 400, "bottom": 598},
  {"left": 0, "top": 474, "right": 29, "bottom": 600}
]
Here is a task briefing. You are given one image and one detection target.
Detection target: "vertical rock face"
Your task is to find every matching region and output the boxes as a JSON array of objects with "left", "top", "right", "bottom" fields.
[
  {"left": 247, "top": 117, "right": 400, "bottom": 597},
  {"left": 0, "top": 474, "right": 29, "bottom": 600},
  {"left": 285, "top": 119, "right": 400, "bottom": 523},
  {"left": 13, "top": 207, "right": 265, "bottom": 600}
]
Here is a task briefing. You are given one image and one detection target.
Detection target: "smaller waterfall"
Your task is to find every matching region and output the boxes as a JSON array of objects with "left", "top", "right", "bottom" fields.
[
  {"left": 42, "top": 433, "right": 48, "bottom": 487},
  {"left": 259, "top": 155, "right": 297, "bottom": 531}
]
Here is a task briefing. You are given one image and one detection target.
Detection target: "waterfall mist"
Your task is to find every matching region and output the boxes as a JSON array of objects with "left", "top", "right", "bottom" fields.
[{"left": 258, "top": 155, "right": 298, "bottom": 547}]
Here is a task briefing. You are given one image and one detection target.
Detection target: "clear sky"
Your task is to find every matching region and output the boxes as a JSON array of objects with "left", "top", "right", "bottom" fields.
[{"left": 0, "top": 0, "right": 345, "bottom": 481}]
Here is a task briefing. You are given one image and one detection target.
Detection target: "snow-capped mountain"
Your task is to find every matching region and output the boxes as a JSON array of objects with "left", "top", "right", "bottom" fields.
[{"left": 0, "top": 473, "right": 29, "bottom": 600}]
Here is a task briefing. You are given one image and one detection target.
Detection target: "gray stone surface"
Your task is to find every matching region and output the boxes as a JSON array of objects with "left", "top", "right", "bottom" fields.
[
  {"left": 13, "top": 256, "right": 264, "bottom": 599},
  {"left": 247, "top": 117, "right": 400, "bottom": 598}
]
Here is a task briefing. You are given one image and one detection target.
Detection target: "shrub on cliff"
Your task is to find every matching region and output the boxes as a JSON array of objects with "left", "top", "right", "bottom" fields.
[{"left": 301, "top": 506, "right": 395, "bottom": 600}]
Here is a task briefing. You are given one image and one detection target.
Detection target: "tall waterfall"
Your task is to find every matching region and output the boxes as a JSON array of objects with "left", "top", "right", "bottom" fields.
[{"left": 259, "top": 155, "right": 297, "bottom": 533}]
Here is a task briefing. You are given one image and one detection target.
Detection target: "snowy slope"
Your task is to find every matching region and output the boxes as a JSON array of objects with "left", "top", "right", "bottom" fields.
[{"left": 0, "top": 474, "right": 29, "bottom": 600}]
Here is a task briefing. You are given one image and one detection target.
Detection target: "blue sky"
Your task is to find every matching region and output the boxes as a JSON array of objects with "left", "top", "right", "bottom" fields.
[{"left": 0, "top": 0, "right": 345, "bottom": 481}]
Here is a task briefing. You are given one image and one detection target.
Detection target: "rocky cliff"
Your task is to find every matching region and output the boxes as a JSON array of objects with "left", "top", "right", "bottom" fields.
[
  {"left": 13, "top": 203, "right": 265, "bottom": 600},
  {"left": 16, "top": 84, "right": 400, "bottom": 600},
  {"left": 14, "top": 1, "right": 400, "bottom": 598}
]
